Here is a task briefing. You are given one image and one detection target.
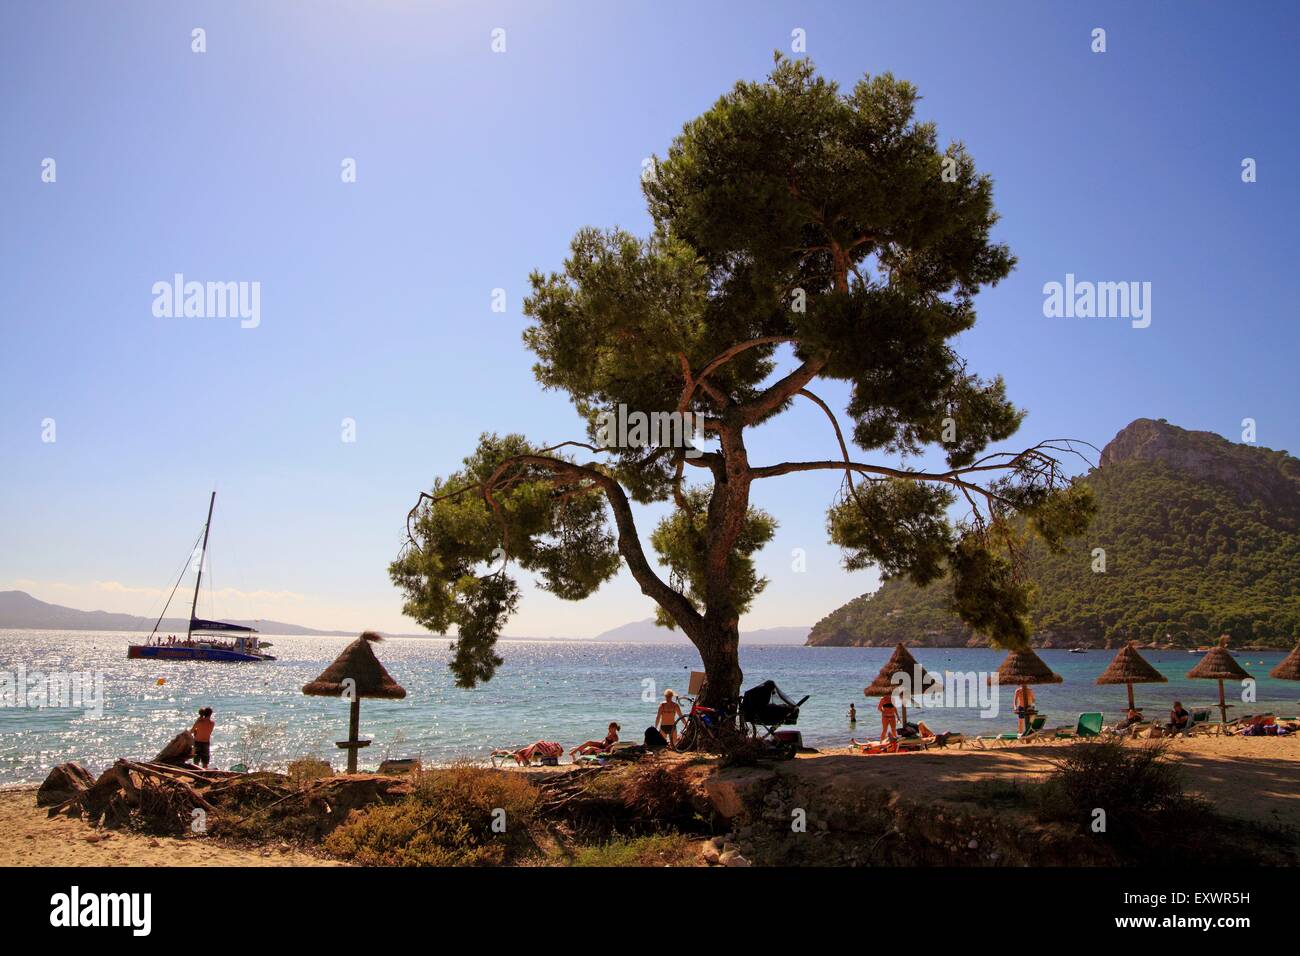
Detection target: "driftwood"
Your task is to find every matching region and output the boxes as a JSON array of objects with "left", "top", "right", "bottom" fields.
[
  {"left": 152, "top": 731, "right": 195, "bottom": 765},
  {"left": 36, "top": 763, "right": 96, "bottom": 807},
  {"left": 48, "top": 759, "right": 220, "bottom": 834}
]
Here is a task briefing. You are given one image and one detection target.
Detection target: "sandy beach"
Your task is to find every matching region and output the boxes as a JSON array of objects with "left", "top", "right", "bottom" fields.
[
  {"left": 809, "top": 733, "right": 1300, "bottom": 831},
  {"left": 0, "top": 788, "right": 343, "bottom": 867}
]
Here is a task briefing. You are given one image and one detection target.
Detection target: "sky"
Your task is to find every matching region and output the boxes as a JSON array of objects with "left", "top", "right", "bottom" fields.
[{"left": 1, "top": 1, "right": 1296, "bottom": 637}]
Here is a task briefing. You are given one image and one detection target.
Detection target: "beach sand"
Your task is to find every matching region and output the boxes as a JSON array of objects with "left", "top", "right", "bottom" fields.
[
  {"left": 0, "top": 789, "right": 343, "bottom": 867},
  {"left": 809, "top": 733, "right": 1300, "bottom": 830}
]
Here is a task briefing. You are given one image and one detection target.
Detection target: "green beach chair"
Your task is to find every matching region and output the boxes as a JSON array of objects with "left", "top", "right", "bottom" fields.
[
  {"left": 973, "top": 714, "right": 1046, "bottom": 747},
  {"left": 1045, "top": 712, "right": 1104, "bottom": 740}
]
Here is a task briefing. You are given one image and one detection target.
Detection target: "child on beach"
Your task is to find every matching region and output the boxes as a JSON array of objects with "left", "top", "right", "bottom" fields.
[
  {"left": 570, "top": 722, "right": 620, "bottom": 759},
  {"left": 191, "top": 707, "right": 214, "bottom": 768}
]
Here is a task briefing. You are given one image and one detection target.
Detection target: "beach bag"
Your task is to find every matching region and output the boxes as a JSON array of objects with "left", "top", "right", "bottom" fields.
[{"left": 644, "top": 726, "right": 668, "bottom": 749}]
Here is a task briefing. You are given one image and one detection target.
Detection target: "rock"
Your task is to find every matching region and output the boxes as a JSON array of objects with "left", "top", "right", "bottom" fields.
[
  {"left": 84, "top": 833, "right": 103, "bottom": 843},
  {"left": 968, "top": 839, "right": 979, "bottom": 850},
  {"left": 700, "top": 842, "right": 722, "bottom": 864},
  {"left": 719, "top": 850, "right": 751, "bottom": 867},
  {"left": 36, "top": 762, "right": 95, "bottom": 807}
]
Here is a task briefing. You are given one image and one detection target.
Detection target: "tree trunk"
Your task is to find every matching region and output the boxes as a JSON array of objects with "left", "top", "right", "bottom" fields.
[{"left": 695, "top": 623, "right": 743, "bottom": 710}]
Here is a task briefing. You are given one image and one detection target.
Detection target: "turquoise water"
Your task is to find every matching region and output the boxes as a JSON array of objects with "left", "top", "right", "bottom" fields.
[{"left": 1, "top": 629, "right": 1296, "bottom": 786}]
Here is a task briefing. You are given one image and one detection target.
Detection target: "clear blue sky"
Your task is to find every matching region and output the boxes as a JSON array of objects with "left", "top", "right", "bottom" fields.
[{"left": 2, "top": 1, "right": 1296, "bottom": 636}]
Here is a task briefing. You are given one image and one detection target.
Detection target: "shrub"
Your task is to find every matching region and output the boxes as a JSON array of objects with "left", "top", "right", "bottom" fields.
[
  {"left": 323, "top": 765, "right": 538, "bottom": 866},
  {"left": 287, "top": 758, "right": 333, "bottom": 787},
  {"left": 619, "top": 761, "right": 698, "bottom": 822},
  {"left": 569, "top": 833, "right": 696, "bottom": 867}
]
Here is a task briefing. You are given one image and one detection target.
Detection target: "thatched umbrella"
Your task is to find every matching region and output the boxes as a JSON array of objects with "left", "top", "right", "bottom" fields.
[
  {"left": 1186, "top": 635, "right": 1250, "bottom": 725},
  {"left": 1096, "top": 641, "right": 1167, "bottom": 712},
  {"left": 1269, "top": 641, "right": 1300, "bottom": 682},
  {"left": 996, "top": 648, "right": 1062, "bottom": 731},
  {"left": 864, "top": 643, "right": 938, "bottom": 726},
  {"left": 302, "top": 631, "right": 406, "bottom": 773}
]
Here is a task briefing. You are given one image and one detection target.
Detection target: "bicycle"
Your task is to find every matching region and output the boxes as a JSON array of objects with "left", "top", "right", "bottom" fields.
[{"left": 672, "top": 694, "right": 745, "bottom": 752}]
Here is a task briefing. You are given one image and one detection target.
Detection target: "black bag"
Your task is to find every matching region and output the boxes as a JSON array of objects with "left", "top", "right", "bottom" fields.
[{"left": 644, "top": 726, "right": 669, "bottom": 749}]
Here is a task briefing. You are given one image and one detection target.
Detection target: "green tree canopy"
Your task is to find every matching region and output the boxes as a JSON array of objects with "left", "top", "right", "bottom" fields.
[{"left": 393, "top": 56, "right": 1094, "bottom": 697}]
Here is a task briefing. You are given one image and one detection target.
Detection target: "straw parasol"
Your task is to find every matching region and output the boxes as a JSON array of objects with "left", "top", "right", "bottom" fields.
[
  {"left": 864, "top": 643, "right": 938, "bottom": 726},
  {"left": 302, "top": 631, "right": 406, "bottom": 773},
  {"left": 1096, "top": 641, "right": 1167, "bottom": 712},
  {"left": 1186, "top": 635, "right": 1250, "bottom": 726},
  {"left": 1269, "top": 641, "right": 1300, "bottom": 682},
  {"left": 996, "top": 648, "right": 1062, "bottom": 729}
]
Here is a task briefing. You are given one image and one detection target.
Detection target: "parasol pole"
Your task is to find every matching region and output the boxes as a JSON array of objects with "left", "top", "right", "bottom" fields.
[{"left": 347, "top": 697, "right": 361, "bottom": 773}]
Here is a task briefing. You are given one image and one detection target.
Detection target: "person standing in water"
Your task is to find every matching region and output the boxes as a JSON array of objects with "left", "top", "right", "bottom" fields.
[
  {"left": 848, "top": 703, "right": 857, "bottom": 725},
  {"left": 191, "top": 707, "right": 215, "bottom": 768}
]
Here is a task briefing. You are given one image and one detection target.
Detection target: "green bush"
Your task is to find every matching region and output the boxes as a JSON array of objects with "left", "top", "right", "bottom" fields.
[
  {"left": 569, "top": 833, "right": 696, "bottom": 867},
  {"left": 323, "top": 765, "right": 538, "bottom": 866}
]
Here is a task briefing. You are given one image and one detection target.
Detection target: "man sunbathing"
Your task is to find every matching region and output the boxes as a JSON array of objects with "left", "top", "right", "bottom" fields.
[
  {"left": 570, "top": 722, "right": 620, "bottom": 759},
  {"left": 1115, "top": 707, "right": 1144, "bottom": 733}
]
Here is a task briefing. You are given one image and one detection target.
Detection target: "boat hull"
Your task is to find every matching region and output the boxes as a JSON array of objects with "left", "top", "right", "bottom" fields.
[{"left": 127, "top": 645, "right": 275, "bottom": 663}]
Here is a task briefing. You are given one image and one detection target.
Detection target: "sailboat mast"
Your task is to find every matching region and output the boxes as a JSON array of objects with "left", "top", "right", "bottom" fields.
[{"left": 188, "top": 491, "right": 216, "bottom": 640}]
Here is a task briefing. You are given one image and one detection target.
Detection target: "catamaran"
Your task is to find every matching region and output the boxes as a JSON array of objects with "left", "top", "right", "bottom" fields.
[{"left": 127, "top": 492, "right": 276, "bottom": 663}]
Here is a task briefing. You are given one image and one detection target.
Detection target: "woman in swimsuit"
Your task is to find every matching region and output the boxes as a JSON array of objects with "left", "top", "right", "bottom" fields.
[
  {"left": 655, "top": 690, "right": 684, "bottom": 748},
  {"left": 570, "top": 722, "right": 621, "bottom": 759},
  {"left": 878, "top": 694, "right": 898, "bottom": 742}
]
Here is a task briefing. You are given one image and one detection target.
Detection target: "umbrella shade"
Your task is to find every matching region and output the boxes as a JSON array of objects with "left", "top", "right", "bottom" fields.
[
  {"left": 996, "top": 648, "right": 1063, "bottom": 686},
  {"left": 1185, "top": 636, "right": 1250, "bottom": 682},
  {"left": 1269, "top": 642, "right": 1300, "bottom": 681},
  {"left": 1097, "top": 641, "right": 1167, "bottom": 711},
  {"left": 302, "top": 631, "right": 407, "bottom": 699},
  {"left": 864, "top": 643, "right": 938, "bottom": 696},
  {"left": 1096, "top": 642, "right": 1168, "bottom": 686}
]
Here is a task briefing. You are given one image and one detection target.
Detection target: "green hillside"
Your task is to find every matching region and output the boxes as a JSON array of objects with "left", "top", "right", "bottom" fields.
[{"left": 808, "top": 419, "right": 1300, "bottom": 649}]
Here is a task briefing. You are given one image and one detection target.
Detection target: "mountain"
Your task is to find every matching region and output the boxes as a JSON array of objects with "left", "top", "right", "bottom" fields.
[
  {"left": 592, "top": 618, "right": 810, "bottom": 645},
  {"left": 0, "top": 590, "right": 356, "bottom": 636},
  {"left": 807, "top": 419, "right": 1300, "bottom": 650}
]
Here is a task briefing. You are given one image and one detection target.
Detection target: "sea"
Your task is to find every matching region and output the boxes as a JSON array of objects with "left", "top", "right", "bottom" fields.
[{"left": 1, "top": 629, "right": 1297, "bottom": 787}]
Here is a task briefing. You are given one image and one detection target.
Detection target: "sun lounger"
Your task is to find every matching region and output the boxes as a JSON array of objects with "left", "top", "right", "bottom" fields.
[
  {"left": 967, "top": 715, "right": 1047, "bottom": 748},
  {"left": 1036, "top": 712, "right": 1103, "bottom": 741}
]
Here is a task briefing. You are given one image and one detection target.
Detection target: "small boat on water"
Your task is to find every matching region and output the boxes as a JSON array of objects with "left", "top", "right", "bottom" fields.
[
  {"left": 127, "top": 492, "right": 276, "bottom": 663},
  {"left": 1068, "top": 647, "right": 1088, "bottom": 654}
]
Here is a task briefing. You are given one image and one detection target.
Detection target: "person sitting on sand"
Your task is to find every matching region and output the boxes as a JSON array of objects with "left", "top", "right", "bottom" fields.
[
  {"left": 1167, "top": 701, "right": 1190, "bottom": 734},
  {"left": 655, "top": 690, "right": 684, "bottom": 748},
  {"left": 191, "top": 707, "right": 215, "bottom": 768},
  {"left": 878, "top": 694, "right": 898, "bottom": 742},
  {"left": 570, "top": 722, "right": 621, "bottom": 759}
]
